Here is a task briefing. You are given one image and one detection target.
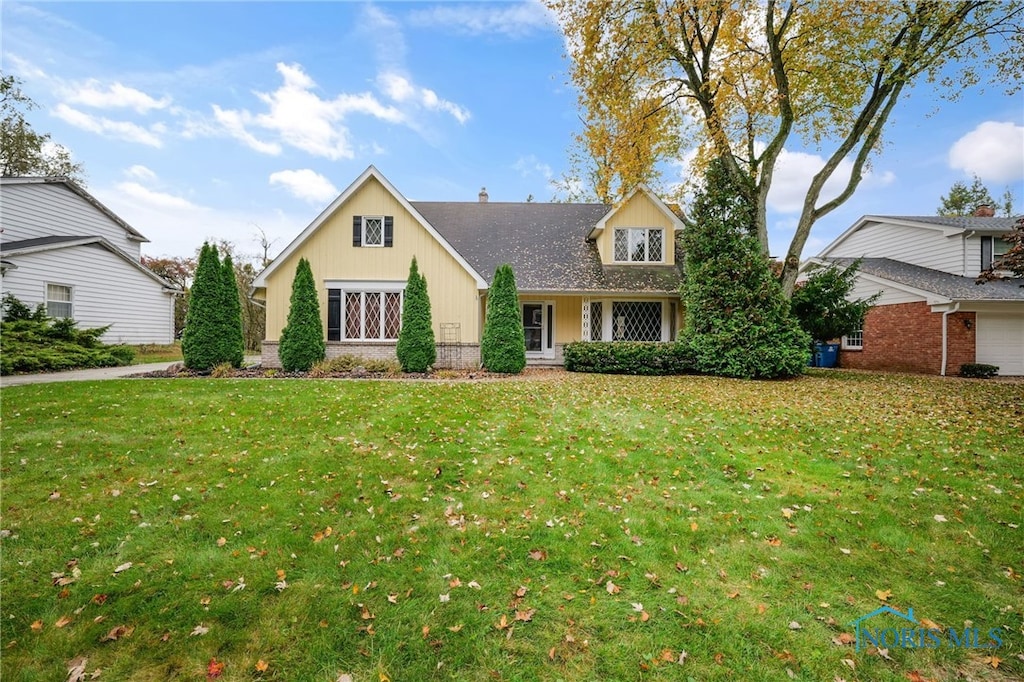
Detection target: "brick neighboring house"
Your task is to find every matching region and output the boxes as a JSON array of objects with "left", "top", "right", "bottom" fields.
[
  {"left": 805, "top": 208, "right": 1024, "bottom": 376},
  {"left": 252, "top": 166, "right": 685, "bottom": 368}
]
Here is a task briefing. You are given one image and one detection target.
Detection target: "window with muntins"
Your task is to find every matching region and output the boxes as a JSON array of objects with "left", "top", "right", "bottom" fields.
[
  {"left": 613, "top": 228, "right": 663, "bottom": 262},
  {"left": 352, "top": 216, "right": 394, "bottom": 247},
  {"left": 842, "top": 330, "right": 864, "bottom": 350},
  {"left": 328, "top": 290, "right": 402, "bottom": 341},
  {"left": 612, "top": 301, "right": 662, "bottom": 341},
  {"left": 46, "top": 283, "right": 73, "bottom": 318}
]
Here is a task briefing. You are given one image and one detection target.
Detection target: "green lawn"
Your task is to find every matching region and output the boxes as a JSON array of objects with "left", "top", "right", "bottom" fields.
[{"left": 1, "top": 372, "right": 1021, "bottom": 681}]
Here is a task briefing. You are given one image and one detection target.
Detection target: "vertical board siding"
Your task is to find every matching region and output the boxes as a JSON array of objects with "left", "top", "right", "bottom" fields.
[
  {"left": 0, "top": 183, "right": 142, "bottom": 258},
  {"left": 829, "top": 223, "right": 962, "bottom": 274},
  {"left": 599, "top": 193, "right": 676, "bottom": 265},
  {"left": 2, "top": 244, "right": 174, "bottom": 343},
  {"left": 264, "top": 177, "right": 481, "bottom": 341}
]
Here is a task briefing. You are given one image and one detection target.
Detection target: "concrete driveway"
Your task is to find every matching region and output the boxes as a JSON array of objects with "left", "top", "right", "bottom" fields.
[{"left": 0, "top": 357, "right": 259, "bottom": 387}]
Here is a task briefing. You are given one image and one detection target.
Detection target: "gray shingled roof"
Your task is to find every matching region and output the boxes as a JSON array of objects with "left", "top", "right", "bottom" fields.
[
  {"left": 827, "top": 257, "right": 1024, "bottom": 301},
  {"left": 0, "top": 235, "right": 98, "bottom": 252},
  {"left": 869, "top": 215, "right": 1019, "bottom": 231},
  {"left": 411, "top": 201, "right": 683, "bottom": 293}
]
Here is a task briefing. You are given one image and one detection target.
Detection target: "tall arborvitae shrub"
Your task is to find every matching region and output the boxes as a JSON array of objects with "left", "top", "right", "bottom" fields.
[
  {"left": 480, "top": 264, "right": 526, "bottom": 373},
  {"left": 219, "top": 254, "right": 246, "bottom": 367},
  {"left": 682, "top": 157, "right": 810, "bottom": 379},
  {"left": 182, "top": 243, "right": 224, "bottom": 371},
  {"left": 278, "top": 257, "right": 325, "bottom": 372},
  {"left": 396, "top": 257, "right": 436, "bottom": 372}
]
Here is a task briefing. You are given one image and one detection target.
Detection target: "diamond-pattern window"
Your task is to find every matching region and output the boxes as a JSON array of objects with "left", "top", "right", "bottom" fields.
[
  {"left": 612, "top": 301, "right": 662, "bottom": 341},
  {"left": 345, "top": 294, "right": 362, "bottom": 339},
  {"left": 590, "top": 301, "right": 603, "bottom": 341},
  {"left": 613, "top": 228, "right": 664, "bottom": 262},
  {"left": 384, "top": 292, "right": 402, "bottom": 339},
  {"left": 363, "top": 217, "right": 383, "bottom": 246},
  {"left": 364, "top": 292, "right": 381, "bottom": 339}
]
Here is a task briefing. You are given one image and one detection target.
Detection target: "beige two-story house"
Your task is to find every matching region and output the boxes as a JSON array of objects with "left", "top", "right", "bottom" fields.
[{"left": 252, "top": 166, "right": 685, "bottom": 368}]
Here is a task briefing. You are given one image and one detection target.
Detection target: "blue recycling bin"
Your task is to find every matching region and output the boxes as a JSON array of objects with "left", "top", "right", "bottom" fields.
[{"left": 813, "top": 343, "right": 839, "bottom": 368}]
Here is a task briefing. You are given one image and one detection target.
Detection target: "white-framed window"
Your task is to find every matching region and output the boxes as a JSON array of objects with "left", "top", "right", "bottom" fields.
[
  {"left": 46, "top": 283, "right": 73, "bottom": 318},
  {"left": 841, "top": 330, "right": 863, "bottom": 350},
  {"left": 327, "top": 288, "right": 402, "bottom": 341},
  {"left": 613, "top": 228, "right": 664, "bottom": 263},
  {"left": 362, "top": 216, "right": 384, "bottom": 247},
  {"left": 982, "top": 236, "right": 1011, "bottom": 271}
]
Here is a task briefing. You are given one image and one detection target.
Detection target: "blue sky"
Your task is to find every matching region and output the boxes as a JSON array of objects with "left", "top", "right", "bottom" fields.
[{"left": 3, "top": 1, "right": 1023, "bottom": 263}]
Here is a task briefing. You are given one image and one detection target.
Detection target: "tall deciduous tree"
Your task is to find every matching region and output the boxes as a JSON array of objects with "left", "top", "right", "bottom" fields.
[
  {"left": 1, "top": 74, "right": 84, "bottom": 182},
  {"left": 396, "top": 257, "right": 436, "bottom": 373},
  {"left": 547, "top": 0, "right": 1024, "bottom": 295},
  {"left": 278, "top": 258, "right": 325, "bottom": 372},
  {"left": 481, "top": 264, "right": 527, "bottom": 374},
  {"left": 682, "top": 157, "right": 809, "bottom": 379}
]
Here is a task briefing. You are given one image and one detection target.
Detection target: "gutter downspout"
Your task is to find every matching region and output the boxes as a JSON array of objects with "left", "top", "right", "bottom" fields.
[{"left": 940, "top": 301, "right": 960, "bottom": 376}]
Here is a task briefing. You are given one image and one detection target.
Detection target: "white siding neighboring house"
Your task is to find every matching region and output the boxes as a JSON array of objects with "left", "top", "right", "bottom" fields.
[
  {"left": 1, "top": 177, "right": 179, "bottom": 344},
  {"left": 804, "top": 210, "right": 1024, "bottom": 376}
]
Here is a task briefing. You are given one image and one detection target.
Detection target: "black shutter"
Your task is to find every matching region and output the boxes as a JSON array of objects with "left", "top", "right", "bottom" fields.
[
  {"left": 547, "top": 305, "right": 553, "bottom": 350},
  {"left": 327, "top": 289, "right": 342, "bottom": 341},
  {"left": 384, "top": 216, "right": 394, "bottom": 247},
  {"left": 353, "top": 216, "right": 362, "bottom": 247},
  {"left": 981, "top": 236, "right": 993, "bottom": 270}
]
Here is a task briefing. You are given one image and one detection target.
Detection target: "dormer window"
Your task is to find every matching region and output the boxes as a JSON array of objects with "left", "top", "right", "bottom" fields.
[
  {"left": 613, "top": 227, "right": 663, "bottom": 263},
  {"left": 981, "top": 236, "right": 1010, "bottom": 270}
]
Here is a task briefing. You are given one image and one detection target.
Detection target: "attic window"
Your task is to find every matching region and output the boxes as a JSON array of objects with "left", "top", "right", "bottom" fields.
[
  {"left": 352, "top": 216, "right": 394, "bottom": 248},
  {"left": 613, "top": 228, "right": 663, "bottom": 263}
]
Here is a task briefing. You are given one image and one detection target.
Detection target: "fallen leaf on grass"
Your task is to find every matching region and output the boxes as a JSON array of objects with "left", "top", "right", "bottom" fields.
[
  {"left": 91, "top": 594, "right": 108, "bottom": 605},
  {"left": 985, "top": 656, "right": 1001, "bottom": 669},
  {"left": 255, "top": 659, "right": 269, "bottom": 672},
  {"left": 113, "top": 562, "right": 132, "bottom": 574},
  {"left": 832, "top": 633, "right": 856, "bottom": 646},
  {"left": 528, "top": 549, "right": 547, "bottom": 561},
  {"left": 190, "top": 624, "right": 209, "bottom": 636},
  {"left": 905, "top": 672, "right": 936, "bottom": 682},
  {"left": 100, "top": 625, "right": 134, "bottom": 642},
  {"left": 30, "top": 620, "right": 43, "bottom": 632},
  {"left": 788, "top": 621, "right": 802, "bottom": 630},
  {"left": 216, "top": 537, "right": 227, "bottom": 547},
  {"left": 496, "top": 614, "right": 510, "bottom": 630},
  {"left": 605, "top": 580, "right": 620, "bottom": 595},
  {"left": 448, "top": 624, "right": 463, "bottom": 633},
  {"left": 54, "top": 616, "right": 72, "bottom": 628},
  {"left": 933, "top": 515, "right": 947, "bottom": 523},
  {"left": 66, "top": 656, "right": 87, "bottom": 682},
  {"left": 515, "top": 609, "right": 536, "bottom": 622},
  {"left": 875, "top": 589, "right": 892, "bottom": 601},
  {"left": 206, "top": 658, "right": 224, "bottom": 678},
  {"left": 336, "top": 675, "right": 353, "bottom": 682}
]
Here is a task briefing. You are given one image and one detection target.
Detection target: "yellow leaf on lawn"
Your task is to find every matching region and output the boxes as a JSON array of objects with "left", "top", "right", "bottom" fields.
[
  {"left": 54, "top": 616, "right": 72, "bottom": 628},
  {"left": 875, "top": 589, "right": 892, "bottom": 601},
  {"left": 919, "top": 617, "right": 941, "bottom": 630},
  {"left": 30, "top": 620, "right": 44, "bottom": 632},
  {"left": 216, "top": 537, "right": 227, "bottom": 547},
  {"left": 255, "top": 659, "right": 269, "bottom": 672},
  {"left": 987, "top": 656, "right": 1001, "bottom": 669},
  {"left": 690, "top": 522, "right": 699, "bottom": 531}
]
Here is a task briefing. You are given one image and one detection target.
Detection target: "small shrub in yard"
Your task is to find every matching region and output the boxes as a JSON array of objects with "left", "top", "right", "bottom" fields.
[
  {"left": 279, "top": 257, "right": 326, "bottom": 372},
  {"left": 564, "top": 341, "right": 695, "bottom": 375},
  {"left": 364, "top": 358, "right": 401, "bottom": 374},
  {"left": 396, "top": 257, "right": 436, "bottom": 372},
  {"left": 0, "top": 295, "right": 134, "bottom": 375},
  {"left": 960, "top": 363, "right": 999, "bottom": 378},
  {"left": 210, "top": 362, "right": 234, "bottom": 378},
  {"left": 219, "top": 254, "right": 245, "bottom": 368},
  {"left": 480, "top": 263, "right": 526, "bottom": 374}
]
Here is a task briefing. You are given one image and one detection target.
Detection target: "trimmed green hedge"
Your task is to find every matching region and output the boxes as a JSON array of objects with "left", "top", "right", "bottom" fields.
[
  {"left": 564, "top": 341, "right": 695, "bottom": 375},
  {"left": 960, "top": 363, "right": 999, "bottom": 379}
]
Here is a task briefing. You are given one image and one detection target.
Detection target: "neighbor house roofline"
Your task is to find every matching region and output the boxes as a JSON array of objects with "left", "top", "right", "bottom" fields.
[
  {"left": 0, "top": 176, "right": 149, "bottom": 243},
  {"left": 818, "top": 214, "right": 1016, "bottom": 258},
  {"left": 252, "top": 165, "right": 488, "bottom": 290}
]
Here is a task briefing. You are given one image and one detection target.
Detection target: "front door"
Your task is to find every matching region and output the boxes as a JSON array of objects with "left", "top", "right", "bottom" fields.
[{"left": 521, "top": 301, "right": 554, "bottom": 358}]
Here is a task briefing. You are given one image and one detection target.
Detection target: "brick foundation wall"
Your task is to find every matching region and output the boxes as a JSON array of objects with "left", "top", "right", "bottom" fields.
[
  {"left": 261, "top": 341, "right": 482, "bottom": 370},
  {"left": 839, "top": 302, "right": 976, "bottom": 375}
]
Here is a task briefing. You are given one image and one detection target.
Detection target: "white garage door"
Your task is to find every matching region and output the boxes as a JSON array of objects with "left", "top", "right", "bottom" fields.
[{"left": 976, "top": 313, "right": 1024, "bottom": 376}]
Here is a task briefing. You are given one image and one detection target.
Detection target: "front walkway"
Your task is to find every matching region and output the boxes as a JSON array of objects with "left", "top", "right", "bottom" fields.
[{"left": 0, "top": 357, "right": 260, "bottom": 387}]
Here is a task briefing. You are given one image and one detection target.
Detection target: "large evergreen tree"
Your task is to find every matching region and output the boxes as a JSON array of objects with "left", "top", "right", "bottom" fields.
[
  {"left": 278, "top": 257, "right": 325, "bottom": 372},
  {"left": 682, "top": 157, "right": 810, "bottom": 379},
  {"left": 396, "top": 257, "right": 436, "bottom": 373},
  {"left": 480, "top": 264, "right": 526, "bottom": 374},
  {"left": 219, "top": 254, "right": 245, "bottom": 367},
  {"left": 181, "top": 243, "right": 224, "bottom": 371}
]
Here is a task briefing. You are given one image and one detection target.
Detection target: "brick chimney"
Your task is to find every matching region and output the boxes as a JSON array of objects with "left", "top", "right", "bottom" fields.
[
  {"left": 478, "top": 187, "right": 488, "bottom": 203},
  {"left": 974, "top": 204, "right": 995, "bottom": 217}
]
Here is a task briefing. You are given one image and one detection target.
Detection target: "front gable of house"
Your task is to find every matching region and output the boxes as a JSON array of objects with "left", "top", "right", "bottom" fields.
[
  {"left": 589, "top": 187, "right": 682, "bottom": 266},
  {"left": 257, "top": 167, "right": 486, "bottom": 343}
]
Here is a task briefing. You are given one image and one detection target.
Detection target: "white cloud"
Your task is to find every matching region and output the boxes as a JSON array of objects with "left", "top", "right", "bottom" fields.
[
  {"left": 766, "top": 148, "right": 894, "bottom": 214},
  {"left": 408, "top": 1, "right": 555, "bottom": 38},
  {"left": 115, "top": 181, "right": 198, "bottom": 210},
  {"left": 65, "top": 79, "right": 171, "bottom": 113},
  {"left": 125, "top": 164, "right": 158, "bottom": 182},
  {"left": 513, "top": 154, "right": 554, "bottom": 180},
  {"left": 948, "top": 121, "right": 1024, "bottom": 183},
  {"left": 52, "top": 103, "right": 164, "bottom": 147},
  {"left": 378, "top": 72, "right": 470, "bottom": 124},
  {"left": 269, "top": 169, "right": 338, "bottom": 204},
  {"left": 212, "top": 105, "right": 282, "bottom": 155}
]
